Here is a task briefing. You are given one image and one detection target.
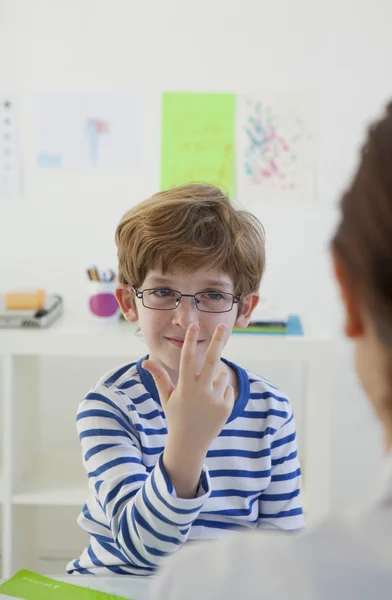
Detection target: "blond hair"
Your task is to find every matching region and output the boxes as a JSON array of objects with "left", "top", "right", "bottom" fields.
[{"left": 115, "top": 183, "right": 265, "bottom": 297}]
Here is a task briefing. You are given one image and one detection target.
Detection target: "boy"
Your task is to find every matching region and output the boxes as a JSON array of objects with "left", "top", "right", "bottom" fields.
[{"left": 67, "top": 183, "right": 304, "bottom": 576}]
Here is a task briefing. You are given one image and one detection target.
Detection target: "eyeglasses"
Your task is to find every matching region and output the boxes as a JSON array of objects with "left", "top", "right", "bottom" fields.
[{"left": 132, "top": 287, "right": 241, "bottom": 313}]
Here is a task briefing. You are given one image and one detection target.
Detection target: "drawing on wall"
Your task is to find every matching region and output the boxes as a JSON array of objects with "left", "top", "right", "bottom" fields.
[
  {"left": 0, "top": 94, "right": 23, "bottom": 196},
  {"left": 36, "top": 93, "right": 141, "bottom": 169},
  {"left": 86, "top": 118, "right": 110, "bottom": 167},
  {"left": 236, "top": 93, "right": 316, "bottom": 203},
  {"left": 161, "top": 92, "right": 236, "bottom": 196}
]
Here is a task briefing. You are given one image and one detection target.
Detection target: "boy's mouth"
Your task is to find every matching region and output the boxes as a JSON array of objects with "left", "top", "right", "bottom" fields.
[{"left": 166, "top": 337, "right": 204, "bottom": 348}]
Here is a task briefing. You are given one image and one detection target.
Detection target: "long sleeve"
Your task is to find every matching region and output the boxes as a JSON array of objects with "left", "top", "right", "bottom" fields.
[
  {"left": 77, "top": 390, "right": 211, "bottom": 569},
  {"left": 258, "top": 405, "right": 305, "bottom": 530}
]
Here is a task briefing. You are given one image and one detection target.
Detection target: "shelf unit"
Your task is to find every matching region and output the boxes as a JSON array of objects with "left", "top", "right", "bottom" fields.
[{"left": 0, "top": 313, "right": 337, "bottom": 579}]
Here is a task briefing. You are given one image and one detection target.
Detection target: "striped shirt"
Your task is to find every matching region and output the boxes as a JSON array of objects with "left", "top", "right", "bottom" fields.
[{"left": 67, "top": 357, "right": 304, "bottom": 576}]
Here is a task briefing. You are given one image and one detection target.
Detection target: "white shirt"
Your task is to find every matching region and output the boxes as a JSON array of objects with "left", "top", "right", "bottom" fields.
[{"left": 150, "top": 453, "right": 392, "bottom": 600}]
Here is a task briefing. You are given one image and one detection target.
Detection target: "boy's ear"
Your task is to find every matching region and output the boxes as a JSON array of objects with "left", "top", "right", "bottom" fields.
[
  {"left": 115, "top": 285, "right": 138, "bottom": 323},
  {"left": 235, "top": 293, "right": 259, "bottom": 329}
]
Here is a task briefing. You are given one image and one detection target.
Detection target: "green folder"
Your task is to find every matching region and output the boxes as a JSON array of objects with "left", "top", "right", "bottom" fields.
[{"left": 0, "top": 570, "right": 129, "bottom": 600}]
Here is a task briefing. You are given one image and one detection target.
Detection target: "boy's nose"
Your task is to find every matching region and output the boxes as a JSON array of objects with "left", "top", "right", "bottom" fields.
[{"left": 171, "top": 296, "right": 199, "bottom": 329}]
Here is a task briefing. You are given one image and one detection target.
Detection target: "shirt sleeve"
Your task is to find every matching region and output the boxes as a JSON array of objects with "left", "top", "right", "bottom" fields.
[
  {"left": 76, "top": 388, "right": 211, "bottom": 570},
  {"left": 258, "top": 404, "right": 305, "bottom": 531}
]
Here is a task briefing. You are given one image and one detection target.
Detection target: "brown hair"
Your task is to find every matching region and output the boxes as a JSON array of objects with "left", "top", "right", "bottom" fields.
[
  {"left": 332, "top": 102, "right": 392, "bottom": 346},
  {"left": 115, "top": 183, "right": 265, "bottom": 298}
]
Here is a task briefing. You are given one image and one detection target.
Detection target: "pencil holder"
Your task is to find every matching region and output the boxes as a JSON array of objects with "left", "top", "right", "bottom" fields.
[{"left": 88, "top": 281, "right": 120, "bottom": 321}]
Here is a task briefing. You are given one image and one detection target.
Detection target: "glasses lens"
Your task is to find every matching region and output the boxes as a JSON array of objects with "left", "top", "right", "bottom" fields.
[
  {"left": 143, "top": 288, "right": 181, "bottom": 310},
  {"left": 195, "top": 292, "right": 233, "bottom": 313}
]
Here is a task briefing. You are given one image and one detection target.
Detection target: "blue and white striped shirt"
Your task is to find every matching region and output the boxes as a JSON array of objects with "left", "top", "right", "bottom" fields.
[{"left": 67, "top": 357, "right": 304, "bottom": 576}]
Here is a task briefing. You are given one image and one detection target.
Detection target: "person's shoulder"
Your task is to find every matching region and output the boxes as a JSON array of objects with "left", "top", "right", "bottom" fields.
[
  {"left": 151, "top": 528, "right": 305, "bottom": 600},
  {"left": 152, "top": 513, "right": 392, "bottom": 600},
  {"left": 227, "top": 359, "right": 283, "bottom": 394},
  {"left": 93, "top": 360, "right": 141, "bottom": 392},
  {"left": 242, "top": 366, "right": 291, "bottom": 412},
  {"left": 77, "top": 360, "right": 144, "bottom": 414}
]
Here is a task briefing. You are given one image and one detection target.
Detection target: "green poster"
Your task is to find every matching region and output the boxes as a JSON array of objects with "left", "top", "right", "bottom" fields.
[{"left": 161, "top": 92, "right": 236, "bottom": 196}]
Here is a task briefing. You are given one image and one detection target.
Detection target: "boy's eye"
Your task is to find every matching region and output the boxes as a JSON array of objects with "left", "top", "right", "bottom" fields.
[
  {"left": 201, "top": 291, "right": 226, "bottom": 301},
  {"left": 151, "top": 288, "right": 176, "bottom": 297}
]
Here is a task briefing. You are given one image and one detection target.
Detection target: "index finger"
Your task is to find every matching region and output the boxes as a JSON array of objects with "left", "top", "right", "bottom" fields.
[
  {"left": 199, "top": 324, "right": 228, "bottom": 383},
  {"left": 178, "top": 322, "right": 199, "bottom": 381}
]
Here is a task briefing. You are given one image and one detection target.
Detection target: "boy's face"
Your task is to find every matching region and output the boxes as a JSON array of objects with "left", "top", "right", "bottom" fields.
[{"left": 116, "top": 267, "right": 259, "bottom": 379}]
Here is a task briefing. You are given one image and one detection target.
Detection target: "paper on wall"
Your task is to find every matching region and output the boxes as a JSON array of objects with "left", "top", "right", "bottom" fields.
[
  {"left": 236, "top": 92, "right": 317, "bottom": 205},
  {"left": 0, "top": 94, "right": 23, "bottom": 197},
  {"left": 36, "top": 93, "right": 142, "bottom": 170}
]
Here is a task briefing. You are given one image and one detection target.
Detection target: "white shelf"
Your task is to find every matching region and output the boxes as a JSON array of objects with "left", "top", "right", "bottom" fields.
[
  {"left": 12, "top": 455, "right": 88, "bottom": 506},
  {"left": 0, "top": 311, "right": 338, "bottom": 359}
]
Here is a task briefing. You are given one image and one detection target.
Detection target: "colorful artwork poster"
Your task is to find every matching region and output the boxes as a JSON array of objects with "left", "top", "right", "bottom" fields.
[{"left": 236, "top": 93, "right": 316, "bottom": 203}]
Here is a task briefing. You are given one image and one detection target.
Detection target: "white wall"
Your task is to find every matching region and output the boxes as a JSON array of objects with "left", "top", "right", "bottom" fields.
[
  {"left": 1, "top": 0, "right": 391, "bottom": 328},
  {"left": 1, "top": 0, "right": 391, "bottom": 569}
]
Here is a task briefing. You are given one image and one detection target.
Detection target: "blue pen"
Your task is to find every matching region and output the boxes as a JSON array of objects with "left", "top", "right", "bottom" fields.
[{"left": 106, "top": 269, "right": 115, "bottom": 282}]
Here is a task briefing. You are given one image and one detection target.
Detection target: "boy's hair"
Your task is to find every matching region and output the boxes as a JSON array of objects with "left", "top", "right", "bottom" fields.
[{"left": 115, "top": 183, "right": 265, "bottom": 297}]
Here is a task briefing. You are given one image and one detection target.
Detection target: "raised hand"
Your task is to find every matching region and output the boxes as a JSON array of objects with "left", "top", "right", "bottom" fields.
[{"left": 142, "top": 323, "right": 235, "bottom": 498}]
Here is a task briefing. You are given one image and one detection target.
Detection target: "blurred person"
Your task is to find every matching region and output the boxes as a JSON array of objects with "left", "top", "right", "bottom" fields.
[{"left": 150, "top": 103, "right": 392, "bottom": 599}]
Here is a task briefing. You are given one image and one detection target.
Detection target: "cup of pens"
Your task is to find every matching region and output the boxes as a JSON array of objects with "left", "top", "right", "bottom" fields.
[{"left": 87, "top": 267, "right": 120, "bottom": 322}]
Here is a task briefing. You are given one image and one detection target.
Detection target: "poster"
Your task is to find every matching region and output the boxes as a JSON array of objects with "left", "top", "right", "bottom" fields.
[
  {"left": 36, "top": 93, "right": 141, "bottom": 170},
  {"left": 236, "top": 93, "right": 316, "bottom": 204},
  {"left": 161, "top": 92, "right": 235, "bottom": 195},
  {"left": 0, "top": 94, "right": 23, "bottom": 196}
]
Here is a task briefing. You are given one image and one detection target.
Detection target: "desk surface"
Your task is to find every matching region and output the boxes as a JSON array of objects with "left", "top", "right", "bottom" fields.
[
  {"left": 0, "top": 575, "right": 153, "bottom": 600},
  {"left": 0, "top": 311, "right": 339, "bottom": 359}
]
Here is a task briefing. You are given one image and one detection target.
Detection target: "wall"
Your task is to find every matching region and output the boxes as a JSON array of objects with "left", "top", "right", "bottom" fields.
[
  {"left": 1, "top": 0, "right": 391, "bottom": 569},
  {"left": 1, "top": 0, "right": 391, "bottom": 328}
]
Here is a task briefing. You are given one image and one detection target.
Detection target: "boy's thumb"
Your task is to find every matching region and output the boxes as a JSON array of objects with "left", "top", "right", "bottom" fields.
[{"left": 142, "top": 360, "right": 174, "bottom": 404}]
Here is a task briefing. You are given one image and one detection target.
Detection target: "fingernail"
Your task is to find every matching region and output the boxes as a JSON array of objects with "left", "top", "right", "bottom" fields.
[{"left": 219, "top": 324, "right": 227, "bottom": 332}]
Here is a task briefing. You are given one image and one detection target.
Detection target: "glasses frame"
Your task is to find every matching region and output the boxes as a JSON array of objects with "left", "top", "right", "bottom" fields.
[{"left": 132, "top": 287, "right": 241, "bottom": 314}]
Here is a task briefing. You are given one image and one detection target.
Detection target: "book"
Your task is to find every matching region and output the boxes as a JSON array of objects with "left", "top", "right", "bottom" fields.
[
  {"left": 0, "top": 570, "right": 129, "bottom": 600},
  {"left": 249, "top": 299, "right": 289, "bottom": 326},
  {"left": 233, "top": 314, "right": 303, "bottom": 335}
]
